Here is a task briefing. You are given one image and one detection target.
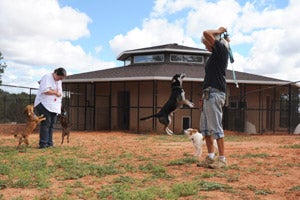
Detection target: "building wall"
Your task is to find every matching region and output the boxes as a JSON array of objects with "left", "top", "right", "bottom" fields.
[
  {"left": 64, "top": 81, "right": 294, "bottom": 134},
  {"left": 95, "top": 82, "right": 110, "bottom": 130}
]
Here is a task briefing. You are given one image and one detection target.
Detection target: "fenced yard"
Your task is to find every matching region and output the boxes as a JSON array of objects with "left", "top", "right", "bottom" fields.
[
  {"left": 0, "top": 83, "right": 300, "bottom": 133},
  {"left": 0, "top": 131, "right": 299, "bottom": 199}
]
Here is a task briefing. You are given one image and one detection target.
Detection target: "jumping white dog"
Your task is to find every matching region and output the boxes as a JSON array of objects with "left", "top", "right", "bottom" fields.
[{"left": 184, "top": 128, "right": 218, "bottom": 157}]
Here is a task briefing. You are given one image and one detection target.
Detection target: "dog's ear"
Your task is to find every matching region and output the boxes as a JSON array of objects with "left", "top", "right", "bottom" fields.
[
  {"left": 191, "top": 129, "right": 198, "bottom": 134},
  {"left": 24, "top": 106, "right": 29, "bottom": 115},
  {"left": 172, "top": 74, "right": 180, "bottom": 82}
]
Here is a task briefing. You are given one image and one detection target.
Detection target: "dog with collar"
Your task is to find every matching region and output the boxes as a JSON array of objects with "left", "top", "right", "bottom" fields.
[
  {"left": 140, "top": 73, "right": 194, "bottom": 135},
  {"left": 184, "top": 128, "right": 218, "bottom": 157}
]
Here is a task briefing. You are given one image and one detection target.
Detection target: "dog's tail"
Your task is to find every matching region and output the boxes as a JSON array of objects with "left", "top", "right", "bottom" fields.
[{"left": 140, "top": 114, "right": 157, "bottom": 120}]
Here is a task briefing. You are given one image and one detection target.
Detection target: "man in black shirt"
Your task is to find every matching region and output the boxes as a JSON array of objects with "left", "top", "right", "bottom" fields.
[{"left": 197, "top": 27, "right": 230, "bottom": 169}]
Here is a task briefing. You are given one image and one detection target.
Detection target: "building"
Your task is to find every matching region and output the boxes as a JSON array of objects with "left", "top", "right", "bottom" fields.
[{"left": 63, "top": 43, "right": 299, "bottom": 134}]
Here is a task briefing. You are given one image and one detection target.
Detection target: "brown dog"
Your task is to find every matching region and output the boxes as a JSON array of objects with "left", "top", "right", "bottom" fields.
[
  {"left": 58, "top": 107, "right": 70, "bottom": 144},
  {"left": 14, "top": 104, "right": 46, "bottom": 147}
]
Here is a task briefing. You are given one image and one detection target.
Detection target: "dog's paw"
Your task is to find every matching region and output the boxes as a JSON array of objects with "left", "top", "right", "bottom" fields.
[
  {"left": 189, "top": 102, "right": 195, "bottom": 108},
  {"left": 166, "top": 132, "right": 173, "bottom": 136}
]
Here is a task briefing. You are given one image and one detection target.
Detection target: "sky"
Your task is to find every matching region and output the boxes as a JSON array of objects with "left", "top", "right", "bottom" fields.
[{"left": 0, "top": 0, "right": 300, "bottom": 93}]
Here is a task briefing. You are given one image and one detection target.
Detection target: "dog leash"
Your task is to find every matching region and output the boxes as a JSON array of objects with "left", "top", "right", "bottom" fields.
[
  {"left": 223, "top": 32, "right": 239, "bottom": 88},
  {"left": 228, "top": 46, "right": 239, "bottom": 88}
]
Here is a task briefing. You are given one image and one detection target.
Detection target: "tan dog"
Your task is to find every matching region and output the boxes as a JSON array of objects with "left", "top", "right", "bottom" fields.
[
  {"left": 58, "top": 107, "right": 70, "bottom": 144},
  {"left": 14, "top": 104, "right": 46, "bottom": 147},
  {"left": 184, "top": 128, "right": 218, "bottom": 157}
]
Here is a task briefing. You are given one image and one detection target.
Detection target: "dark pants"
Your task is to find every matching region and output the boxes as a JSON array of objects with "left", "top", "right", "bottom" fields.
[{"left": 35, "top": 103, "right": 57, "bottom": 148}]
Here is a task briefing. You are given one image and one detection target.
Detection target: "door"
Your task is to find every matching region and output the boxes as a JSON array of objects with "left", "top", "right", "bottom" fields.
[
  {"left": 95, "top": 95, "right": 110, "bottom": 130},
  {"left": 118, "top": 91, "right": 130, "bottom": 130}
]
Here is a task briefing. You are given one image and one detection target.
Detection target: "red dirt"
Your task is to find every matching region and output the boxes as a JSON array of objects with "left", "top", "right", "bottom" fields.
[{"left": 0, "top": 130, "right": 299, "bottom": 199}]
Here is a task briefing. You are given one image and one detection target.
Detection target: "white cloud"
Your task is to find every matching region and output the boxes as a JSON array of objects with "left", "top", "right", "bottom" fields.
[
  {"left": 110, "top": 0, "right": 300, "bottom": 82},
  {"left": 95, "top": 45, "right": 103, "bottom": 54},
  {"left": 0, "top": 0, "right": 91, "bottom": 40},
  {"left": 1, "top": 0, "right": 300, "bottom": 94},
  {"left": 151, "top": 0, "right": 197, "bottom": 17},
  {"left": 0, "top": 0, "right": 116, "bottom": 90},
  {"left": 110, "top": 18, "right": 197, "bottom": 56},
  {"left": 239, "top": 0, "right": 300, "bottom": 81}
]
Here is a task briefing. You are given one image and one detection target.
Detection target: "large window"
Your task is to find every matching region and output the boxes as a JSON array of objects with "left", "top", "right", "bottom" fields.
[
  {"left": 133, "top": 54, "right": 164, "bottom": 63},
  {"left": 170, "top": 54, "right": 203, "bottom": 64}
]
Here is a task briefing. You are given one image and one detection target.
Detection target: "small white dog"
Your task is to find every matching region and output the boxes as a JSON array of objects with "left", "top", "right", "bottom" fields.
[{"left": 184, "top": 128, "right": 218, "bottom": 157}]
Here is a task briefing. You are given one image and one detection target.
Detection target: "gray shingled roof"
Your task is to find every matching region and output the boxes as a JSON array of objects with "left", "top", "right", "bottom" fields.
[
  {"left": 64, "top": 63, "right": 288, "bottom": 85},
  {"left": 64, "top": 43, "right": 288, "bottom": 85}
]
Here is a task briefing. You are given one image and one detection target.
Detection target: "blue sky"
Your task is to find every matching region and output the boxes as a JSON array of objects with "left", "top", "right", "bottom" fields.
[
  {"left": 0, "top": 0, "right": 299, "bottom": 93},
  {"left": 58, "top": 0, "right": 155, "bottom": 62}
]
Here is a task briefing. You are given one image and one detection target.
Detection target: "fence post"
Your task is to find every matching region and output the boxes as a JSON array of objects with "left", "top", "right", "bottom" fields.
[{"left": 288, "top": 84, "right": 291, "bottom": 134}]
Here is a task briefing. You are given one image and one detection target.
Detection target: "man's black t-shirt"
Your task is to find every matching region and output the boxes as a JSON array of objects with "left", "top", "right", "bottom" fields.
[{"left": 203, "top": 40, "right": 228, "bottom": 93}]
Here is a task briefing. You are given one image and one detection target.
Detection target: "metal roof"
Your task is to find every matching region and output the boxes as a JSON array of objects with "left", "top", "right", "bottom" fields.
[{"left": 117, "top": 43, "right": 210, "bottom": 61}]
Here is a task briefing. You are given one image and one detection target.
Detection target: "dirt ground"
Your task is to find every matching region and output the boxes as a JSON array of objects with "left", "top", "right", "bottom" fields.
[{"left": 0, "top": 130, "right": 299, "bottom": 200}]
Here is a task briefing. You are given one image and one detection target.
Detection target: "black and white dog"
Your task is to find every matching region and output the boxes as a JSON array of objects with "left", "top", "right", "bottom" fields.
[{"left": 140, "top": 73, "right": 194, "bottom": 135}]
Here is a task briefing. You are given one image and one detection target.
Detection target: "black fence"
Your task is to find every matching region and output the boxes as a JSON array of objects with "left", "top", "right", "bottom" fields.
[
  {"left": 1, "top": 83, "right": 300, "bottom": 133},
  {"left": 224, "top": 83, "right": 300, "bottom": 134},
  {"left": 0, "top": 85, "right": 38, "bottom": 123}
]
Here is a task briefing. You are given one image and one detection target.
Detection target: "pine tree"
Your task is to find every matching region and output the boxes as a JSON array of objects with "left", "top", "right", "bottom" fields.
[{"left": 0, "top": 52, "right": 7, "bottom": 84}]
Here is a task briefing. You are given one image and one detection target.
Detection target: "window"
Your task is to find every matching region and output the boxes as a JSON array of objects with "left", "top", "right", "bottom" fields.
[
  {"left": 229, "top": 101, "right": 238, "bottom": 109},
  {"left": 170, "top": 54, "right": 203, "bottom": 64},
  {"left": 227, "top": 96, "right": 247, "bottom": 109},
  {"left": 228, "top": 96, "right": 239, "bottom": 109},
  {"left": 133, "top": 54, "right": 164, "bottom": 63},
  {"left": 124, "top": 58, "right": 131, "bottom": 66}
]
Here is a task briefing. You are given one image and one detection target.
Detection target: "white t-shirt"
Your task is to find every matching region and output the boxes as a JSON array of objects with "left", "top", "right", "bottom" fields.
[{"left": 34, "top": 73, "right": 62, "bottom": 114}]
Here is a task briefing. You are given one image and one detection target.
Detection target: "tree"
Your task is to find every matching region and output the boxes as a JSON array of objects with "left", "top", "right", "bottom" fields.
[{"left": 0, "top": 51, "right": 7, "bottom": 84}]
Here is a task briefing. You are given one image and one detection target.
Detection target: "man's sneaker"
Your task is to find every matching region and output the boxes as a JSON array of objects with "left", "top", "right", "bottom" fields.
[
  {"left": 209, "top": 159, "right": 227, "bottom": 169},
  {"left": 196, "top": 156, "right": 215, "bottom": 168}
]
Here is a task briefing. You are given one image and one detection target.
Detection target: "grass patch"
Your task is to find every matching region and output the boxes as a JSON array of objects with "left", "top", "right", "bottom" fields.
[
  {"left": 171, "top": 182, "right": 198, "bottom": 197},
  {"left": 230, "top": 153, "right": 270, "bottom": 159},
  {"left": 0, "top": 133, "right": 297, "bottom": 199},
  {"left": 167, "top": 157, "right": 198, "bottom": 166},
  {"left": 139, "top": 162, "right": 173, "bottom": 179},
  {"left": 198, "top": 180, "right": 233, "bottom": 192},
  {"left": 225, "top": 135, "right": 255, "bottom": 142},
  {"left": 248, "top": 185, "right": 275, "bottom": 195},
  {"left": 281, "top": 144, "right": 300, "bottom": 149},
  {"left": 288, "top": 185, "right": 300, "bottom": 192},
  {"left": 155, "top": 135, "right": 187, "bottom": 142}
]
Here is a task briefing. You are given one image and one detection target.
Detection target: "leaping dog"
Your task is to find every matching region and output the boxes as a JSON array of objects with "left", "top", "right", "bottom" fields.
[{"left": 140, "top": 73, "right": 194, "bottom": 135}]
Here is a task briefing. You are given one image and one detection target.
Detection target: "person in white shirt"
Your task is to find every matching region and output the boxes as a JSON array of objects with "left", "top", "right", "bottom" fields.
[{"left": 34, "top": 68, "right": 66, "bottom": 148}]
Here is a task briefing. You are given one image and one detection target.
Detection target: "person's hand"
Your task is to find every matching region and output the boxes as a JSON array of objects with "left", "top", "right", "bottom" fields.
[
  {"left": 56, "top": 91, "right": 62, "bottom": 97},
  {"left": 218, "top": 27, "right": 227, "bottom": 33}
]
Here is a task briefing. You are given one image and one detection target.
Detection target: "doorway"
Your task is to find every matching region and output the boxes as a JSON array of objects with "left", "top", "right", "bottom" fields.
[{"left": 118, "top": 91, "right": 130, "bottom": 130}]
